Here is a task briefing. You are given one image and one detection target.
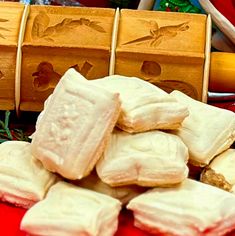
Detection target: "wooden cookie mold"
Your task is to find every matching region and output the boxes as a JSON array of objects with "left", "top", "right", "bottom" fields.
[{"left": 0, "top": 2, "right": 211, "bottom": 113}]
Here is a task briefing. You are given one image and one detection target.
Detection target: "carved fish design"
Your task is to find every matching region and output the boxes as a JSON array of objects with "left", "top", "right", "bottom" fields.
[
  {"left": 0, "top": 70, "right": 3, "bottom": 80},
  {"left": 123, "top": 20, "right": 189, "bottom": 47}
]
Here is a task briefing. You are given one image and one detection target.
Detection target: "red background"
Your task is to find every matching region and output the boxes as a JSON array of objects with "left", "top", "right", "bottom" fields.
[{"left": 211, "top": 0, "right": 235, "bottom": 26}]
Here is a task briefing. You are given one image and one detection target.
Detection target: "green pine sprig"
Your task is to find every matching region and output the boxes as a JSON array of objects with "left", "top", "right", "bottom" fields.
[{"left": 0, "top": 111, "right": 31, "bottom": 143}]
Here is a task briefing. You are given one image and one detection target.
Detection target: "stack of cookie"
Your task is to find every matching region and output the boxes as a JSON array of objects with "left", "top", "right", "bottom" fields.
[{"left": 1, "top": 69, "right": 235, "bottom": 236}]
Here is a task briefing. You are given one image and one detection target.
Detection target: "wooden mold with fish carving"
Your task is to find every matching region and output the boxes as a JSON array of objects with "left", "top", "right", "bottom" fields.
[{"left": 0, "top": 2, "right": 211, "bottom": 112}]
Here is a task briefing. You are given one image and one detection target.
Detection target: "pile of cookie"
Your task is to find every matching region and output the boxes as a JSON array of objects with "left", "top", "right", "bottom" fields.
[{"left": 1, "top": 69, "right": 235, "bottom": 236}]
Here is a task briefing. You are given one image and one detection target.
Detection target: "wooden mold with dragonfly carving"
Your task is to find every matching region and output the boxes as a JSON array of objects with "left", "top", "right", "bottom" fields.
[{"left": 0, "top": 3, "right": 211, "bottom": 112}]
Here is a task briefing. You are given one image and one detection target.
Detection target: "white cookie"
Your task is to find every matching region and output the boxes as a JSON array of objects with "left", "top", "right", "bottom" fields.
[
  {"left": 21, "top": 181, "right": 121, "bottom": 236},
  {"left": 171, "top": 90, "right": 235, "bottom": 166},
  {"left": 31, "top": 69, "right": 121, "bottom": 180},
  {"left": 0, "top": 141, "right": 57, "bottom": 208},
  {"left": 96, "top": 129, "right": 188, "bottom": 187},
  {"left": 92, "top": 75, "right": 189, "bottom": 133},
  {"left": 72, "top": 171, "right": 147, "bottom": 205},
  {"left": 127, "top": 178, "right": 235, "bottom": 236}
]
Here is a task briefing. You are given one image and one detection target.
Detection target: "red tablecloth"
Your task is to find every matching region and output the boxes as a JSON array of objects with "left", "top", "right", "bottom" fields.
[
  {"left": 0, "top": 202, "right": 152, "bottom": 236},
  {"left": 2, "top": 201, "right": 235, "bottom": 236}
]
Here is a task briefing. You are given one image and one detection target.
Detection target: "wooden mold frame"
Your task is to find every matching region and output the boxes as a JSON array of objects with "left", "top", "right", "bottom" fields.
[
  {"left": 15, "top": 4, "right": 30, "bottom": 115},
  {"left": 0, "top": 2, "right": 25, "bottom": 111},
  {"left": 202, "top": 14, "right": 212, "bottom": 103},
  {"left": 19, "top": 5, "right": 115, "bottom": 112},
  {"left": 1, "top": 4, "right": 211, "bottom": 114},
  {"left": 111, "top": 10, "right": 211, "bottom": 103},
  {"left": 113, "top": 10, "right": 211, "bottom": 102}
]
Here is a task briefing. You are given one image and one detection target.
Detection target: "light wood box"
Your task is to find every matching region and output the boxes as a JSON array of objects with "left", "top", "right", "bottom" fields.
[
  {"left": 20, "top": 5, "right": 115, "bottom": 111},
  {"left": 0, "top": 2, "right": 24, "bottom": 110},
  {"left": 115, "top": 9, "right": 211, "bottom": 101}
]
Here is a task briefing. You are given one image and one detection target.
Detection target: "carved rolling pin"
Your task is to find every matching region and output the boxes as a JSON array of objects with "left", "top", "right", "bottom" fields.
[{"left": 209, "top": 52, "right": 235, "bottom": 93}]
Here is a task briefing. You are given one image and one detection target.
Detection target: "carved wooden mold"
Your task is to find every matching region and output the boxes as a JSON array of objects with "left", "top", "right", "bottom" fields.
[
  {"left": 0, "top": 2, "right": 25, "bottom": 110},
  {"left": 0, "top": 2, "right": 209, "bottom": 111},
  {"left": 116, "top": 9, "right": 207, "bottom": 101},
  {"left": 20, "top": 5, "right": 115, "bottom": 111}
]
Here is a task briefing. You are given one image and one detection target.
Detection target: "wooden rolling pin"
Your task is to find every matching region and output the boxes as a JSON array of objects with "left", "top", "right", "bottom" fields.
[{"left": 209, "top": 52, "right": 235, "bottom": 93}]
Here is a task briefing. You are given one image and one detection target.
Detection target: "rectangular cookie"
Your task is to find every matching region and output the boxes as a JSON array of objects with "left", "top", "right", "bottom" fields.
[
  {"left": 0, "top": 141, "right": 57, "bottom": 208},
  {"left": 92, "top": 75, "right": 189, "bottom": 133},
  {"left": 21, "top": 181, "right": 121, "bottom": 236},
  {"left": 127, "top": 178, "right": 235, "bottom": 236},
  {"left": 96, "top": 129, "right": 189, "bottom": 187},
  {"left": 31, "top": 69, "right": 121, "bottom": 180},
  {"left": 71, "top": 171, "right": 147, "bottom": 205},
  {"left": 170, "top": 90, "right": 235, "bottom": 166}
]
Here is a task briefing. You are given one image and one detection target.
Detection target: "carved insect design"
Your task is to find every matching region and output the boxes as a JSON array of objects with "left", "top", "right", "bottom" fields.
[
  {"left": 32, "top": 61, "right": 93, "bottom": 91},
  {"left": 123, "top": 20, "right": 189, "bottom": 47},
  {"left": 31, "top": 11, "right": 106, "bottom": 42},
  {"left": 0, "top": 18, "right": 10, "bottom": 39}
]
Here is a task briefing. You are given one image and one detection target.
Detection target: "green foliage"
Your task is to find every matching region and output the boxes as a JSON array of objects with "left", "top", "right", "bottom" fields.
[{"left": 0, "top": 111, "right": 31, "bottom": 143}]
